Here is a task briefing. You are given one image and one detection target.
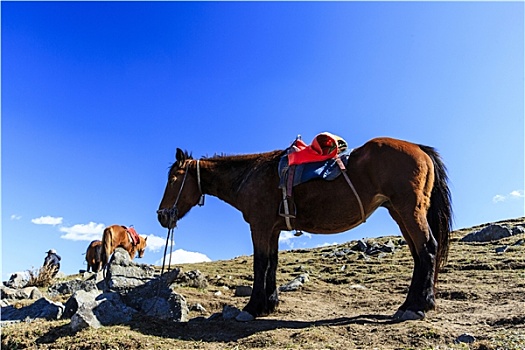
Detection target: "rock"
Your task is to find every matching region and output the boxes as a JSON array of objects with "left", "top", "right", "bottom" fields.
[
  {"left": 1, "top": 285, "right": 42, "bottom": 301},
  {"left": 189, "top": 303, "right": 206, "bottom": 313},
  {"left": 349, "top": 284, "right": 367, "bottom": 290},
  {"left": 63, "top": 289, "right": 102, "bottom": 319},
  {"left": 234, "top": 285, "right": 252, "bottom": 297},
  {"left": 235, "top": 310, "right": 254, "bottom": 322},
  {"left": 382, "top": 240, "right": 396, "bottom": 253},
  {"left": 495, "top": 245, "right": 508, "bottom": 254},
  {"left": 455, "top": 333, "right": 476, "bottom": 344},
  {"left": 173, "top": 270, "right": 208, "bottom": 289},
  {"left": 70, "top": 292, "right": 137, "bottom": 331},
  {"left": 103, "top": 247, "right": 156, "bottom": 293},
  {"left": 352, "top": 240, "right": 368, "bottom": 252},
  {"left": 0, "top": 297, "right": 64, "bottom": 321},
  {"left": 5, "top": 272, "right": 29, "bottom": 289},
  {"left": 222, "top": 305, "right": 241, "bottom": 320},
  {"left": 513, "top": 239, "right": 525, "bottom": 246},
  {"left": 279, "top": 273, "right": 309, "bottom": 292},
  {"left": 123, "top": 269, "right": 189, "bottom": 322},
  {"left": 48, "top": 278, "right": 98, "bottom": 297},
  {"left": 460, "top": 224, "right": 512, "bottom": 242},
  {"left": 512, "top": 226, "right": 525, "bottom": 236}
]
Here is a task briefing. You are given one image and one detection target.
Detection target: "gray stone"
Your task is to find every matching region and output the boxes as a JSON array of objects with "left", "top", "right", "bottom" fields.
[
  {"left": 104, "top": 248, "right": 156, "bottom": 293},
  {"left": 455, "top": 333, "right": 476, "bottom": 344},
  {"left": 189, "top": 303, "right": 206, "bottom": 313},
  {"left": 70, "top": 292, "right": 137, "bottom": 331},
  {"left": 5, "top": 272, "right": 29, "bottom": 289},
  {"left": 234, "top": 285, "right": 252, "bottom": 297},
  {"left": 461, "top": 224, "right": 512, "bottom": 242},
  {"left": 1, "top": 285, "right": 42, "bottom": 301},
  {"left": 222, "top": 305, "right": 241, "bottom": 320},
  {"left": 173, "top": 269, "right": 208, "bottom": 289},
  {"left": 0, "top": 297, "right": 64, "bottom": 321},
  {"left": 63, "top": 289, "right": 102, "bottom": 319},
  {"left": 123, "top": 269, "right": 188, "bottom": 322},
  {"left": 48, "top": 278, "right": 98, "bottom": 297},
  {"left": 279, "top": 273, "right": 309, "bottom": 292},
  {"left": 512, "top": 226, "right": 525, "bottom": 236},
  {"left": 495, "top": 245, "right": 508, "bottom": 254},
  {"left": 352, "top": 240, "right": 368, "bottom": 252}
]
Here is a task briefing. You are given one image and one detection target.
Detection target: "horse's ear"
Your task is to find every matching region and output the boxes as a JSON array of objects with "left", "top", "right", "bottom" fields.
[
  {"left": 144, "top": 236, "right": 148, "bottom": 241},
  {"left": 175, "top": 148, "right": 186, "bottom": 167}
]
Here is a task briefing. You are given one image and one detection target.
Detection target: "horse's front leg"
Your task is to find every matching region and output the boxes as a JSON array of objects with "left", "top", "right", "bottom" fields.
[
  {"left": 265, "top": 230, "right": 280, "bottom": 314},
  {"left": 238, "top": 229, "right": 280, "bottom": 321}
]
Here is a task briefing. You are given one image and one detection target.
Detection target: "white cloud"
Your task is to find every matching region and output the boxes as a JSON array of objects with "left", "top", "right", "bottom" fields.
[
  {"left": 316, "top": 242, "right": 339, "bottom": 248},
  {"left": 154, "top": 249, "right": 211, "bottom": 266},
  {"left": 31, "top": 216, "right": 63, "bottom": 226},
  {"left": 279, "top": 231, "right": 312, "bottom": 249},
  {"left": 279, "top": 231, "right": 296, "bottom": 249},
  {"left": 59, "top": 222, "right": 105, "bottom": 241},
  {"left": 492, "top": 195, "right": 506, "bottom": 203},
  {"left": 143, "top": 234, "right": 167, "bottom": 252},
  {"left": 493, "top": 190, "right": 524, "bottom": 203},
  {"left": 10, "top": 214, "right": 22, "bottom": 220}
]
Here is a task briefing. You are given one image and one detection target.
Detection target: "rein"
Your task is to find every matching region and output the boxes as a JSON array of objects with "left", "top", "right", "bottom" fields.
[{"left": 157, "top": 159, "right": 205, "bottom": 275}]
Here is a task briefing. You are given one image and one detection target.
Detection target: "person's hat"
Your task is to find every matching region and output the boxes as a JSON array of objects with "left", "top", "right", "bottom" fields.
[{"left": 46, "top": 249, "right": 57, "bottom": 254}]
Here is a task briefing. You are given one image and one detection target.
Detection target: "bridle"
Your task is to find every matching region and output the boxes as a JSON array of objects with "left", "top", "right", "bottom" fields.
[{"left": 156, "top": 159, "right": 205, "bottom": 274}]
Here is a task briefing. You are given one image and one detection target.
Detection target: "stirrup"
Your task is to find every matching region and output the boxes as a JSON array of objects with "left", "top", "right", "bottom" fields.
[{"left": 278, "top": 199, "right": 296, "bottom": 219}]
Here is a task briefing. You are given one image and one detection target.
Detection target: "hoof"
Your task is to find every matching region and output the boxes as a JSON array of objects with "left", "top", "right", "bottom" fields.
[
  {"left": 393, "top": 309, "right": 425, "bottom": 321},
  {"left": 235, "top": 311, "right": 255, "bottom": 322}
]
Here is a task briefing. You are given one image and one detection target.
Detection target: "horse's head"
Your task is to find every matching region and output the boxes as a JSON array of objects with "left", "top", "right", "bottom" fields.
[
  {"left": 157, "top": 148, "right": 202, "bottom": 229},
  {"left": 136, "top": 236, "right": 147, "bottom": 258}
]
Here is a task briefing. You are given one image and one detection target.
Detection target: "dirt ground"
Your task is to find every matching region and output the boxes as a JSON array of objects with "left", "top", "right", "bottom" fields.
[{"left": 2, "top": 218, "right": 524, "bottom": 350}]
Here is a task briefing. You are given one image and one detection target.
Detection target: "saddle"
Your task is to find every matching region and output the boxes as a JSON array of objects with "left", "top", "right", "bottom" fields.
[
  {"left": 278, "top": 132, "right": 352, "bottom": 233},
  {"left": 124, "top": 226, "right": 140, "bottom": 246}
]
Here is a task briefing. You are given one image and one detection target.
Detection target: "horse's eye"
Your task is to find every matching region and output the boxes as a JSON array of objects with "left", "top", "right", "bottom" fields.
[{"left": 170, "top": 176, "right": 177, "bottom": 185}]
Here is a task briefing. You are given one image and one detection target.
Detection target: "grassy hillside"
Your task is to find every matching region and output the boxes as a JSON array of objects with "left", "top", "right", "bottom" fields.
[{"left": 2, "top": 217, "right": 524, "bottom": 349}]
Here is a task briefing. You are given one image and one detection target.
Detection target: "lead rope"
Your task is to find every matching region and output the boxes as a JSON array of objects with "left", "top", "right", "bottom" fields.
[
  {"left": 159, "top": 159, "right": 204, "bottom": 275},
  {"left": 159, "top": 162, "right": 190, "bottom": 275}
]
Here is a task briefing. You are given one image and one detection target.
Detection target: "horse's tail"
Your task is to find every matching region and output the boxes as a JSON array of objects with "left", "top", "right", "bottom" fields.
[
  {"left": 101, "top": 227, "right": 113, "bottom": 267},
  {"left": 420, "top": 145, "right": 453, "bottom": 283}
]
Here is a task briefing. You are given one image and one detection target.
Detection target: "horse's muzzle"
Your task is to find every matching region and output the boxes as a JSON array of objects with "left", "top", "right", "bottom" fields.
[{"left": 157, "top": 208, "right": 178, "bottom": 229}]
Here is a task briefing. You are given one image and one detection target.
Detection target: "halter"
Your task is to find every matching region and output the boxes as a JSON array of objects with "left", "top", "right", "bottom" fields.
[{"left": 157, "top": 159, "right": 205, "bottom": 274}]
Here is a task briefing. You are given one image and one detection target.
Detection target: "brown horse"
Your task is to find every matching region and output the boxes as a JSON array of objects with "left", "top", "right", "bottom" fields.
[
  {"left": 157, "top": 137, "right": 452, "bottom": 322},
  {"left": 85, "top": 240, "right": 103, "bottom": 272},
  {"left": 101, "top": 225, "right": 148, "bottom": 267}
]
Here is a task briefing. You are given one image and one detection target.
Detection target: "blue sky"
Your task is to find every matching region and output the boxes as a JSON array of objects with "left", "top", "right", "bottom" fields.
[{"left": 2, "top": 2, "right": 524, "bottom": 280}]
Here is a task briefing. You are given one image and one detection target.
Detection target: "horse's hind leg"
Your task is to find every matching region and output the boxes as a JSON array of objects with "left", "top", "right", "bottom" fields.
[{"left": 388, "top": 204, "right": 437, "bottom": 320}]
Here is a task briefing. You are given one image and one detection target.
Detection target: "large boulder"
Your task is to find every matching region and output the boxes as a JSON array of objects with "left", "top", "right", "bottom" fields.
[
  {"left": 123, "top": 269, "right": 189, "bottom": 322},
  {"left": 70, "top": 292, "right": 137, "bottom": 331},
  {"left": 461, "top": 224, "right": 512, "bottom": 242},
  {"left": 0, "top": 297, "right": 64, "bottom": 321},
  {"left": 4, "top": 272, "right": 29, "bottom": 289},
  {"left": 48, "top": 278, "right": 98, "bottom": 297},
  {"left": 1, "top": 285, "right": 43, "bottom": 302},
  {"left": 103, "top": 248, "right": 156, "bottom": 293}
]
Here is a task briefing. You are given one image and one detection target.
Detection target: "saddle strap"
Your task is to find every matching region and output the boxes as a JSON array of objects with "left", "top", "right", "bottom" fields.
[
  {"left": 280, "top": 187, "right": 294, "bottom": 231},
  {"left": 336, "top": 157, "right": 366, "bottom": 224}
]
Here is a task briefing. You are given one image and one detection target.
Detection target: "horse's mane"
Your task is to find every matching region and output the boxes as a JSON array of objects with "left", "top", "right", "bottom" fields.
[{"left": 201, "top": 150, "right": 286, "bottom": 193}]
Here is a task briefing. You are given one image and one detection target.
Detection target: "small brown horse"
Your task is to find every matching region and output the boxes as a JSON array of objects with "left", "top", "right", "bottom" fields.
[
  {"left": 101, "top": 225, "right": 148, "bottom": 267},
  {"left": 157, "top": 137, "right": 452, "bottom": 321},
  {"left": 85, "top": 240, "right": 103, "bottom": 272}
]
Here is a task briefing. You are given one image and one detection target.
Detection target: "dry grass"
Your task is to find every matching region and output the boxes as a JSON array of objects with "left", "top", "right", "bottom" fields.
[
  {"left": 25, "top": 266, "right": 58, "bottom": 288},
  {"left": 2, "top": 218, "right": 524, "bottom": 350}
]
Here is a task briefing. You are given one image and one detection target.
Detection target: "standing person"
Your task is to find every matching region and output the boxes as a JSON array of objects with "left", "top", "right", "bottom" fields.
[{"left": 43, "top": 249, "right": 61, "bottom": 277}]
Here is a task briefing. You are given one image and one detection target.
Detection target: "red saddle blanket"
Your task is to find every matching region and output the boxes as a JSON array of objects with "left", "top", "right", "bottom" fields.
[
  {"left": 288, "top": 132, "right": 348, "bottom": 166},
  {"left": 126, "top": 227, "right": 140, "bottom": 246}
]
